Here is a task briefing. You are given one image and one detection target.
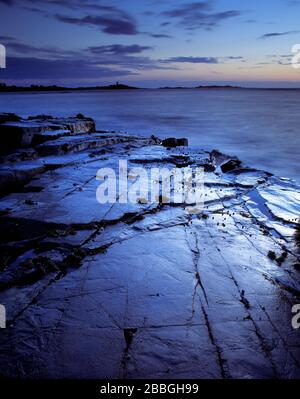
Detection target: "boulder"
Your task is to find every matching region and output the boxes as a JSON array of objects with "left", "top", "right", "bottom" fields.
[
  {"left": 162, "top": 138, "right": 177, "bottom": 147},
  {"left": 0, "top": 113, "right": 21, "bottom": 123},
  {"left": 150, "top": 135, "right": 161, "bottom": 145},
  {"left": 162, "top": 137, "right": 188, "bottom": 148},
  {"left": 220, "top": 158, "right": 242, "bottom": 173},
  {"left": 177, "top": 138, "right": 188, "bottom": 146},
  {"left": 0, "top": 115, "right": 96, "bottom": 154}
]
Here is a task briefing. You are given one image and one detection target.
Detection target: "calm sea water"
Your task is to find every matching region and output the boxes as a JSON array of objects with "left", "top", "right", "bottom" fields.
[{"left": 0, "top": 89, "right": 299, "bottom": 181}]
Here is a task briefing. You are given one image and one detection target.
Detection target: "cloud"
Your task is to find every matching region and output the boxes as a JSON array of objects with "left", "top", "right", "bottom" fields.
[
  {"left": 87, "top": 44, "right": 153, "bottom": 55},
  {"left": 1, "top": 1, "right": 140, "bottom": 35},
  {"left": 0, "top": 35, "right": 15, "bottom": 41},
  {"left": 0, "top": 0, "right": 14, "bottom": 5},
  {"left": 259, "top": 30, "right": 300, "bottom": 39},
  {"left": 83, "top": 44, "right": 169, "bottom": 70},
  {"left": 50, "top": 0, "right": 127, "bottom": 13},
  {"left": 277, "top": 60, "right": 291, "bottom": 65},
  {"left": 163, "top": 56, "right": 219, "bottom": 64},
  {"left": 0, "top": 0, "right": 129, "bottom": 13},
  {"left": 162, "top": 1, "right": 241, "bottom": 30},
  {"left": 264, "top": 53, "right": 292, "bottom": 66},
  {"left": 161, "top": 55, "right": 245, "bottom": 64},
  {"left": 0, "top": 37, "right": 174, "bottom": 84},
  {"left": 163, "top": 1, "right": 211, "bottom": 17},
  {"left": 223, "top": 56, "right": 245, "bottom": 60},
  {"left": 0, "top": 35, "right": 77, "bottom": 58},
  {"left": 149, "top": 33, "right": 172, "bottom": 38},
  {"left": 54, "top": 13, "right": 138, "bottom": 35},
  {"left": 0, "top": 56, "right": 136, "bottom": 81},
  {"left": 1, "top": 36, "right": 158, "bottom": 66}
]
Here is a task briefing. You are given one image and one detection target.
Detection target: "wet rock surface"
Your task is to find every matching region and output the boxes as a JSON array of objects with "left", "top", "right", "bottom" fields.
[
  {"left": 0, "top": 115, "right": 299, "bottom": 379},
  {"left": 162, "top": 137, "right": 189, "bottom": 148}
]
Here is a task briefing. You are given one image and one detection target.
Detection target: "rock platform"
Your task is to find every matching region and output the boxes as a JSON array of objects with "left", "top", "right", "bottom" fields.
[{"left": 0, "top": 114, "right": 299, "bottom": 379}]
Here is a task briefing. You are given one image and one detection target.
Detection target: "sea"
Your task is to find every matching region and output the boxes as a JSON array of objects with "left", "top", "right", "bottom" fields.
[{"left": 0, "top": 88, "right": 299, "bottom": 182}]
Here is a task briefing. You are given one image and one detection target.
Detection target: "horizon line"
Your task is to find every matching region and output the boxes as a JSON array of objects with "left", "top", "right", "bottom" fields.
[{"left": 1, "top": 82, "right": 300, "bottom": 91}]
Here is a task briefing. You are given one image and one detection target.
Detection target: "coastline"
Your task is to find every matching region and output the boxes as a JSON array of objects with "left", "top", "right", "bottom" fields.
[
  {"left": 1, "top": 88, "right": 300, "bottom": 94},
  {"left": 1, "top": 82, "right": 300, "bottom": 94},
  {"left": 0, "top": 113, "right": 299, "bottom": 378}
]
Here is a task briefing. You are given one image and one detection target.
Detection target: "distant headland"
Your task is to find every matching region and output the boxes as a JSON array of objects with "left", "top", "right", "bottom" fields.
[
  {"left": 0, "top": 82, "right": 140, "bottom": 93},
  {"left": 0, "top": 82, "right": 299, "bottom": 92}
]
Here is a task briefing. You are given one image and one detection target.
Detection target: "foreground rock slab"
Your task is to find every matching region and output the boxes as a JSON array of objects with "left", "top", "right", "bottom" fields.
[{"left": 0, "top": 114, "right": 299, "bottom": 379}]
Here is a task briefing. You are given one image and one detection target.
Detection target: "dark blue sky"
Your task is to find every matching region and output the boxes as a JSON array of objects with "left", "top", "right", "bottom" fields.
[{"left": 0, "top": 0, "right": 300, "bottom": 87}]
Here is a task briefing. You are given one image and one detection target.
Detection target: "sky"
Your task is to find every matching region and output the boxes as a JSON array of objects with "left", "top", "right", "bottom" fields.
[{"left": 0, "top": 0, "right": 300, "bottom": 87}]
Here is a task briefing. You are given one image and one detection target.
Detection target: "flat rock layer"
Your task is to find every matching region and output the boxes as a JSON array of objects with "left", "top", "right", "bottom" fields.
[{"left": 0, "top": 114, "right": 299, "bottom": 379}]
